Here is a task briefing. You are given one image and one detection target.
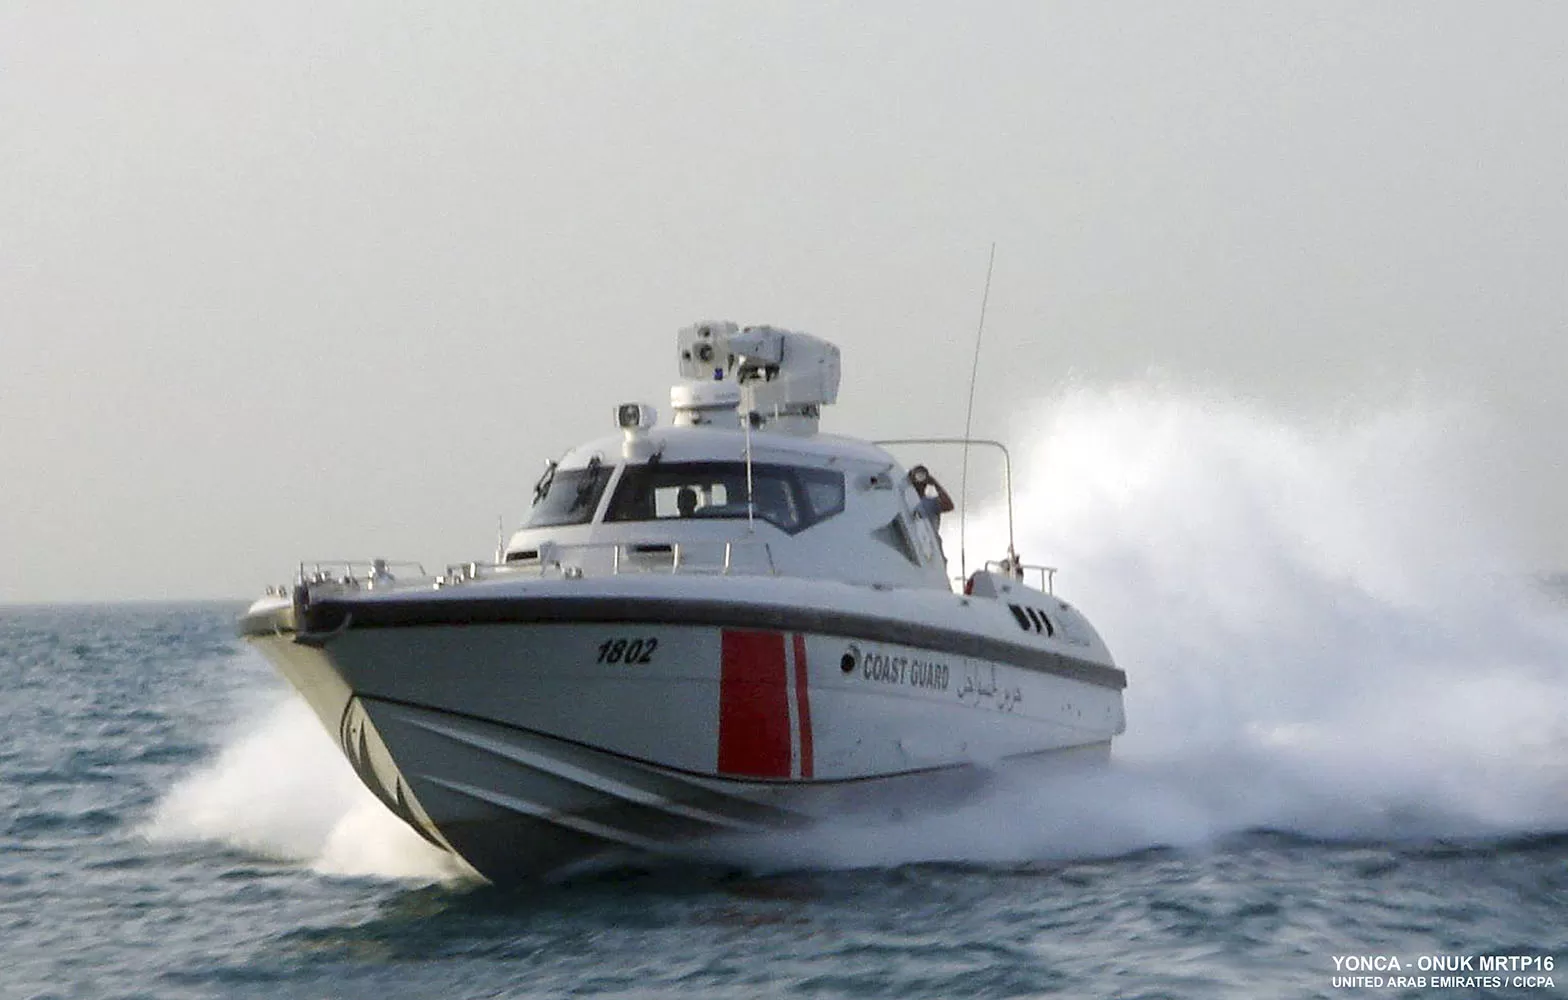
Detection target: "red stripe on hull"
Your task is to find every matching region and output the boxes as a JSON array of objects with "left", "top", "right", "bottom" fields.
[
  {"left": 792, "top": 632, "right": 814, "bottom": 778},
  {"left": 718, "top": 630, "right": 790, "bottom": 778}
]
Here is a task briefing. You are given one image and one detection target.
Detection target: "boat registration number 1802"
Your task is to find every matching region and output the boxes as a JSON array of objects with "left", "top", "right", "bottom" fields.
[{"left": 595, "top": 637, "right": 659, "bottom": 664}]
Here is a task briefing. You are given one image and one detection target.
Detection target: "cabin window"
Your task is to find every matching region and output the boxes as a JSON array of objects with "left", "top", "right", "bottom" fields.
[
  {"left": 523, "top": 461, "right": 613, "bottom": 527},
  {"left": 799, "top": 467, "right": 846, "bottom": 521},
  {"left": 605, "top": 462, "right": 843, "bottom": 535}
]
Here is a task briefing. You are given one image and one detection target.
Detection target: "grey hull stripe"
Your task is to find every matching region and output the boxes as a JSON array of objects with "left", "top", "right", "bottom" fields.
[{"left": 241, "top": 596, "right": 1127, "bottom": 691}]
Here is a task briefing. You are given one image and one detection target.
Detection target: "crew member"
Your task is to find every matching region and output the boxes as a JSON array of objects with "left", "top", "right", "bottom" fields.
[
  {"left": 908, "top": 465, "right": 955, "bottom": 529},
  {"left": 676, "top": 486, "right": 699, "bottom": 518}
]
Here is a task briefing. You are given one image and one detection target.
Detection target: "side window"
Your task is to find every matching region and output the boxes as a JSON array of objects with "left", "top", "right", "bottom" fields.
[
  {"left": 799, "top": 468, "right": 845, "bottom": 521},
  {"left": 651, "top": 482, "right": 730, "bottom": 519},
  {"left": 753, "top": 475, "right": 800, "bottom": 531},
  {"left": 604, "top": 463, "right": 844, "bottom": 534}
]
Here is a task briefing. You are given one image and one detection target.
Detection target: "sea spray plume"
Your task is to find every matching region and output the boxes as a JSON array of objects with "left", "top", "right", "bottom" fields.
[
  {"left": 987, "top": 383, "right": 1568, "bottom": 840},
  {"left": 147, "top": 691, "right": 467, "bottom": 882},
  {"left": 694, "top": 384, "right": 1568, "bottom": 875}
]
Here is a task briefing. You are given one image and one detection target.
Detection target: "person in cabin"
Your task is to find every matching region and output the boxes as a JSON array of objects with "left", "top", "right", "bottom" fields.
[{"left": 676, "top": 486, "right": 699, "bottom": 518}]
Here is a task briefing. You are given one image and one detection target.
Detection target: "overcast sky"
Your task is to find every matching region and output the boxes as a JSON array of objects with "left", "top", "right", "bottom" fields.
[{"left": 3, "top": 2, "right": 1565, "bottom": 603}]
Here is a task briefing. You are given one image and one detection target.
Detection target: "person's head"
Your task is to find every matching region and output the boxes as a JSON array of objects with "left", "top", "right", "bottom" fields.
[
  {"left": 676, "top": 486, "right": 698, "bottom": 517},
  {"left": 909, "top": 465, "right": 931, "bottom": 491}
]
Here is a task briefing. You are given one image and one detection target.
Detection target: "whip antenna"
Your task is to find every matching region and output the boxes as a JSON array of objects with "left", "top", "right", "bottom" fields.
[{"left": 958, "top": 242, "right": 997, "bottom": 581}]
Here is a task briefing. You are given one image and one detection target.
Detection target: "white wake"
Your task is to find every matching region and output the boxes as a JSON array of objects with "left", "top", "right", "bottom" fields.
[{"left": 146, "top": 688, "right": 467, "bottom": 883}]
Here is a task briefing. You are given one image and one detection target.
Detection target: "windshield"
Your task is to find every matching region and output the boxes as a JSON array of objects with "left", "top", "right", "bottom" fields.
[
  {"left": 605, "top": 461, "right": 844, "bottom": 535},
  {"left": 523, "top": 460, "right": 613, "bottom": 528}
]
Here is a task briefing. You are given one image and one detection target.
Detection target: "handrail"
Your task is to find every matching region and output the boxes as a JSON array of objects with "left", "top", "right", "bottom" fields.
[
  {"left": 297, "top": 559, "right": 428, "bottom": 586},
  {"left": 536, "top": 538, "right": 778, "bottom": 579},
  {"left": 872, "top": 437, "right": 1015, "bottom": 581},
  {"left": 986, "top": 559, "right": 1057, "bottom": 595},
  {"left": 292, "top": 538, "right": 781, "bottom": 597}
]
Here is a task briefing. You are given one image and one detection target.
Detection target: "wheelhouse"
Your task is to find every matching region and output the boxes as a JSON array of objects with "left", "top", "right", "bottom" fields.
[{"left": 523, "top": 457, "right": 848, "bottom": 536}]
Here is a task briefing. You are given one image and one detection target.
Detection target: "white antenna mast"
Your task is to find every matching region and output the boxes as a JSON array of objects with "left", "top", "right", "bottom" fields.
[
  {"left": 958, "top": 243, "right": 997, "bottom": 581},
  {"left": 744, "top": 412, "right": 756, "bottom": 532}
]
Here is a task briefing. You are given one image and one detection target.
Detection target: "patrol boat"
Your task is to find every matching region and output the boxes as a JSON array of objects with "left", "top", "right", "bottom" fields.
[{"left": 240, "top": 322, "right": 1127, "bottom": 883}]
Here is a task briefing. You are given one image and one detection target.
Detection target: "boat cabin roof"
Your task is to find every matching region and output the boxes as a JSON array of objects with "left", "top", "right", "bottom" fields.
[{"left": 555, "top": 425, "right": 898, "bottom": 471}]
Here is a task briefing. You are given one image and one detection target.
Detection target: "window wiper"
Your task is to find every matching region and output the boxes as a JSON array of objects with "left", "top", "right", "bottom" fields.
[
  {"left": 531, "top": 460, "right": 558, "bottom": 506},
  {"left": 573, "top": 455, "right": 604, "bottom": 511}
]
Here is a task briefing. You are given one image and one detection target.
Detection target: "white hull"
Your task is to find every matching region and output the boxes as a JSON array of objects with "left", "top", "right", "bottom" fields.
[{"left": 244, "top": 575, "right": 1125, "bottom": 882}]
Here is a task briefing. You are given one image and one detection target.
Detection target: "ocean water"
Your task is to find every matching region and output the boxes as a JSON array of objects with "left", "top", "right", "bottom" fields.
[{"left": 4, "top": 386, "right": 1566, "bottom": 999}]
